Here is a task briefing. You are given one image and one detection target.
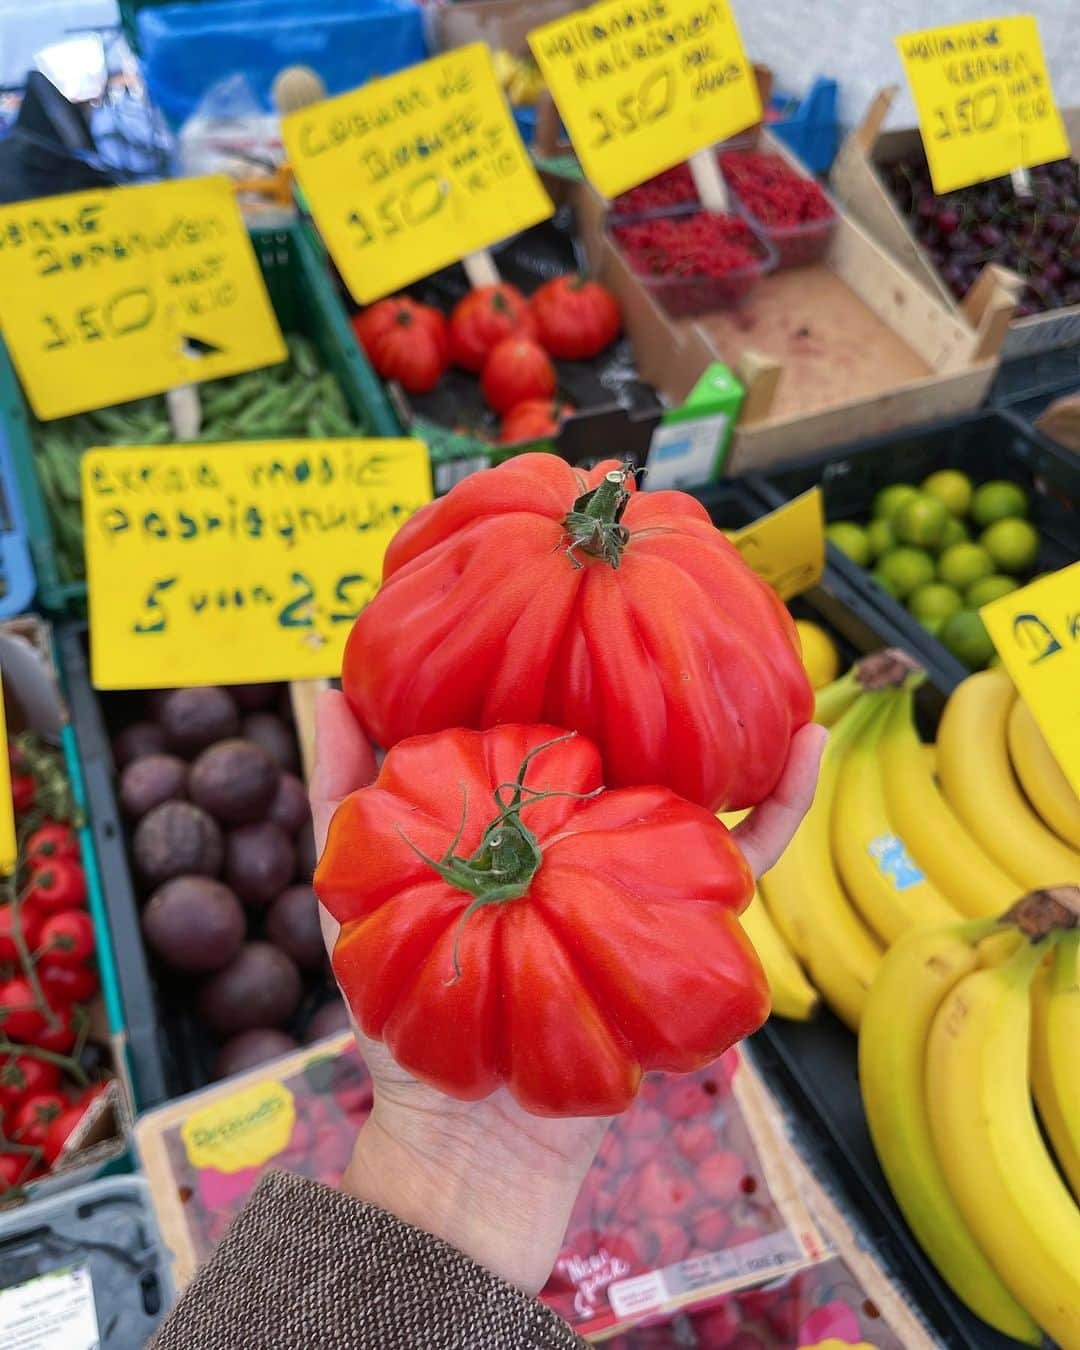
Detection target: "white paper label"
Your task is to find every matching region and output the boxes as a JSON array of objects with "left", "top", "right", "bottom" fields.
[
  {"left": 644, "top": 413, "right": 730, "bottom": 491},
  {"left": 0, "top": 1264, "right": 100, "bottom": 1350}
]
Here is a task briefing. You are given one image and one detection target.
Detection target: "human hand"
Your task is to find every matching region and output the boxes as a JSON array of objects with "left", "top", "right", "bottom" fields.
[{"left": 310, "top": 692, "right": 825, "bottom": 1292}]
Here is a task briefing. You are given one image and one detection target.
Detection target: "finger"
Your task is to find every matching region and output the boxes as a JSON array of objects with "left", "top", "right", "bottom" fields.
[
  {"left": 734, "top": 722, "right": 827, "bottom": 878},
  {"left": 310, "top": 689, "right": 378, "bottom": 857}
]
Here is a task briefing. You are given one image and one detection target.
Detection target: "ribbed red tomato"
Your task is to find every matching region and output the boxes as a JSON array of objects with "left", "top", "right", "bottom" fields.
[
  {"left": 449, "top": 283, "right": 537, "bottom": 372},
  {"left": 352, "top": 297, "right": 449, "bottom": 394},
  {"left": 499, "top": 399, "right": 574, "bottom": 445},
  {"left": 531, "top": 274, "right": 621, "bottom": 360},
  {"left": 316, "top": 724, "right": 766, "bottom": 1116},
  {"left": 343, "top": 456, "right": 812, "bottom": 811},
  {"left": 481, "top": 338, "right": 557, "bottom": 414}
]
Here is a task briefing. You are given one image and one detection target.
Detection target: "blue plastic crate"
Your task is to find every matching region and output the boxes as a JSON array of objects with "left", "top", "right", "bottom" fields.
[{"left": 768, "top": 77, "right": 839, "bottom": 175}]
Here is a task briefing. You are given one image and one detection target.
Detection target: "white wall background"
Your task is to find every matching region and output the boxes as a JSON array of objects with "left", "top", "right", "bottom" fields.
[{"left": 735, "top": 0, "right": 1078, "bottom": 132}]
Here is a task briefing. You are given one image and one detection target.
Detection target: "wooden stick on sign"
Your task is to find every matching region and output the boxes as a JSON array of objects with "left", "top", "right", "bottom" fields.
[
  {"left": 689, "top": 148, "right": 729, "bottom": 212},
  {"left": 463, "top": 250, "right": 501, "bottom": 288}
]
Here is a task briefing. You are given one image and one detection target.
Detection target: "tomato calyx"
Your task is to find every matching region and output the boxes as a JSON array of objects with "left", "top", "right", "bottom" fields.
[
  {"left": 398, "top": 733, "right": 601, "bottom": 979},
  {"left": 563, "top": 464, "right": 636, "bottom": 568}
]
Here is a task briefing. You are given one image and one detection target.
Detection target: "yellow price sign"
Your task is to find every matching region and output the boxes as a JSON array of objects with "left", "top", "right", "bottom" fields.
[
  {"left": 981, "top": 562, "right": 1080, "bottom": 797},
  {"left": 0, "top": 675, "right": 15, "bottom": 875},
  {"left": 84, "top": 438, "right": 433, "bottom": 690},
  {"left": 896, "top": 16, "right": 1069, "bottom": 194},
  {"left": 182, "top": 1080, "right": 295, "bottom": 1174},
  {"left": 529, "top": 0, "right": 760, "bottom": 200},
  {"left": 0, "top": 177, "right": 286, "bottom": 422},
  {"left": 727, "top": 489, "right": 825, "bottom": 601},
  {"left": 283, "top": 46, "right": 554, "bottom": 304}
]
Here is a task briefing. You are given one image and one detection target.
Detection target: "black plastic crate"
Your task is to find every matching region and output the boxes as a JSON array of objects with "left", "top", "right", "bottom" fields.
[
  {"left": 990, "top": 348, "right": 1080, "bottom": 425},
  {"left": 747, "top": 409, "right": 1080, "bottom": 687},
  {"left": 58, "top": 624, "right": 335, "bottom": 1108}
]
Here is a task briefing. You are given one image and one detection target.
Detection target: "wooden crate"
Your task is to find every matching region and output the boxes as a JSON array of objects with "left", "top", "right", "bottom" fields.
[
  {"left": 831, "top": 87, "right": 1080, "bottom": 359},
  {"left": 574, "top": 131, "right": 1013, "bottom": 474}
]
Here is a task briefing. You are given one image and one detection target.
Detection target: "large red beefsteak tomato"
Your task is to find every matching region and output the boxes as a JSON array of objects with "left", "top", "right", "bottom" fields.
[
  {"left": 316, "top": 724, "right": 766, "bottom": 1115},
  {"left": 343, "top": 456, "right": 812, "bottom": 811}
]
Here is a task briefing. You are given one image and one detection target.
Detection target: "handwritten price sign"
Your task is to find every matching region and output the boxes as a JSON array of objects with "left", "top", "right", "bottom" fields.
[
  {"left": 283, "top": 46, "right": 554, "bottom": 304},
  {"left": 84, "top": 439, "right": 432, "bottom": 689},
  {"left": 529, "top": 0, "right": 760, "bottom": 199},
  {"left": 896, "top": 16, "right": 1069, "bottom": 194},
  {"left": 0, "top": 177, "right": 285, "bottom": 422},
  {"left": 981, "top": 562, "right": 1080, "bottom": 796}
]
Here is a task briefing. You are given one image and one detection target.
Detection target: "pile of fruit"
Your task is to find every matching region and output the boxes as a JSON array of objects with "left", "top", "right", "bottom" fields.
[
  {"left": 0, "top": 735, "right": 109, "bottom": 1194},
  {"left": 111, "top": 684, "right": 347, "bottom": 1080},
  {"left": 860, "top": 893, "right": 1079, "bottom": 1346},
  {"left": 885, "top": 154, "right": 1080, "bottom": 316},
  {"left": 34, "top": 336, "right": 366, "bottom": 585},
  {"left": 611, "top": 212, "right": 770, "bottom": 313},
  {"left": 491, "top": 49, "right": 546, "bottom": 107},
  {"left": 825, "top": 470, "right": 1043, "bottom": 669},
  {"left": 351, "top": 276, "right": 621, "bottom": 444},
  {"left": 746, "top": 656, "right": 1079, "bottom": 1032}
]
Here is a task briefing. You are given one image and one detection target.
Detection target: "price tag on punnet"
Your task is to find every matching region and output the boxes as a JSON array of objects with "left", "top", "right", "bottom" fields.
[
  {"left": 0, "top": 176, "right": 286, "bottom": 422},
  {"left": 83, "top": 438, "right": 432, "bottom": 690},
  {"left": 726, "top": 488, "right": 825, "bottom": 601},
  {"left": 528, "top": 0, "right": 760, "bottom": 200},
  {"left": 283, "top": 45, "right": 555, "bottom": 305},
  {"left": 896, "top": 15, "right": 1070, "bottom": 195},
  {"left": 981, "top": 561, "right": 1080, "bottom": 797}
]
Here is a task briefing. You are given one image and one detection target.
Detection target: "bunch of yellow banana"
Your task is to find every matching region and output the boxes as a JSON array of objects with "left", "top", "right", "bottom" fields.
[
  {"left": 744, "top": 652, "right": 1080, "bottom": 1031},
  {"left": 492, "top": 49, "right": 546, "bottom": 107},
  {"left": 859, "top": 909, "right": 1080, "bottom": 1346}
]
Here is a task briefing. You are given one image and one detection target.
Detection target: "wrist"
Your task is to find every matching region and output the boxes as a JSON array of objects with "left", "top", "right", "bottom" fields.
[{"left": 342, "top": 1098, "right": 604, "bottom": 1293}]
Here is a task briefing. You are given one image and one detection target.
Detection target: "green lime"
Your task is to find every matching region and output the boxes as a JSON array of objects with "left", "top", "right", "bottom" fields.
[
  {"left": 871, "top": 569, "right": 901, "bottom": 599},
  {"left": 872, "top": 484, "right": 919, "bottom": 521},
  {"left": 967, "top": 574, "right": 1019, "bottom": 608},
  {"left": 937, "top": 542, "right": 994, "bottom": 591},
  {"left": 876, "top": 547, "right": 936, "bottom": 599},
  {"left": 940, "top": 610, "right": 996, "bottom": 670},
  {"left": 919, "top": 614, "right": 947, "bottom": 637},
  {"left": 894, "top": 494, "right": 951, "bottom": 548},
  {"left": 922, "top": 469, "right": 973, "bottom": 518},
  {"left": 866, "top": 517, "right": 896, "bottom": 560},
  {"left": 826, "top": 521, "right": 871, "bottom": 568},
  {"left": 939, "top": 516, "right": 970, "bottom": 550},
  {"left": 980, "top": 518, "right": 1040, "bottom": 574},
  {"left": 908, "top": 583, "right": 964, "bottom": 626},
  {"left": 970, "top": 480, "right": 1029, "bottom": 527}
]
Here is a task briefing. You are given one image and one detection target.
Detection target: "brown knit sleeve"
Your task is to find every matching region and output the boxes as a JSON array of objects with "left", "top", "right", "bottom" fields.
[{"left": 150, "top": 1170, "right": 587, "bottom": 1349}]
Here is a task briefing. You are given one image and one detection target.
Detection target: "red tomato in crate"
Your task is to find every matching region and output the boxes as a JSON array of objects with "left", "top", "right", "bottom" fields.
[
  {"left": 37, "top": 910, "right": 95, "bottom": 969},
  {"left": 42, "top": 1103, "right": 90, "bottom": 1165},
  {"left": 0, "top": 1055, "right": 61, "bottom": 1113},
  {"left": 38, "top": 962, "right": 99, "bottom": 1006},
  {"left": 481, "top": 338, "right": 557, "bottom": 414},
  {"left": 343, "top": 456, "right": 811, "bottom": 811},
  {"left": 531, "top": 274, "right": 621, "bottom": 360},
  {"left": 317, "top": 724, "right": 765, "bottom": 1116},
  {"left": 352, "top": 297, "right": 449, "bottom": 394},
  {"left": 25, "top": 823, "right": 80, "bottom": 868},
  {"left": 0, "top": 904, "right": 42, "bottom": 962},
  {"left": 26, "top": 858, "right": 86, "bottom": 914},
  {"left": 0, "top": 978, "right": 46, "bottom": 1042},
  {"left": 11, "top": 1091, "right": 67, "bottom": 1149},
  {"left": 499, "top": 399, "right": 573, "bottom": 445},
  {"left": 449, "top": 283, "right": 536, "bottom": 372},
  {"left": 33, "top": 1003, "right": 78, "bottom": 1055}
]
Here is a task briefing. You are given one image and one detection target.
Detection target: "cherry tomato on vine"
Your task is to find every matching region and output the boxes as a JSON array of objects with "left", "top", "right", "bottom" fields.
[
  {"left": 0, "top": 904, "right": 42, "bottom": 963},
  {"left": 32, "top": 1003, "right": 78, "bottom": 1055},
  {"left": 0, "top": 1054, "right": 60, "bottom": 1113},
  {"left": 26, "top": 859, "right": 86, "bottom": 915},
  {"left": 25, "top": 823, "right": 79, "bottom": 869},
  {"left": 38, "top": 962, "right": 98, "bottom": 1007},
  {"left": 0, "top": 1151, "right": 30, "bottom": 1189},
  {"left": 42, "top": 1103, "right": 89, "bottom": 1166},
  {"left": 10, "top": 773, "right": 35, "bottom": 815},
  {"left": 37, "top": 911, "right": 94, "bottom": 970},
  {"left": 0, "top": 977, "right": 47, "bottom": 1042},
  {"left": 12, "top": 1091, "right": 67, "bottom": 1148}
]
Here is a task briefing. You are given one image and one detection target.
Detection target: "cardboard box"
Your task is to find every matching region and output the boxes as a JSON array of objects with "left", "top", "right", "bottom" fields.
[
  {"left": 831, "top": 87, "right": 1080, "bottom": 359},
  {"left": 574, "top": 131, "right": 1014, "bottom": 474}
]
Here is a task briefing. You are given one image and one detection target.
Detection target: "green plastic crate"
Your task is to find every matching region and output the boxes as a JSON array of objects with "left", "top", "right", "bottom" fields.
[{"left": 1, "top": 222, "right": 400, "bottom": 616}]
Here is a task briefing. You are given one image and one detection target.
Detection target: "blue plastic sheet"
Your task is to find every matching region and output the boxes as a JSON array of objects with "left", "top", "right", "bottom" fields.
[{"left": 137, "top": 0, "right": 426, "bottom": 128}]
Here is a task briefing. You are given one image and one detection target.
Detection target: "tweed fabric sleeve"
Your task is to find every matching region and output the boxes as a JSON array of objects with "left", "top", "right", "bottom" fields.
[{"left": 149, "top": 1170, "right": 587, "bottom": 1349}]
